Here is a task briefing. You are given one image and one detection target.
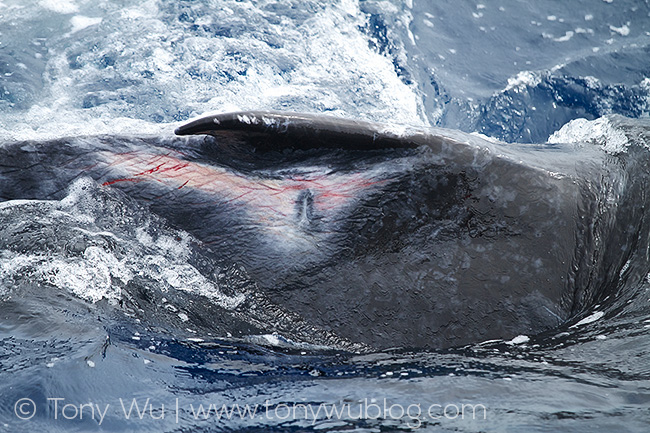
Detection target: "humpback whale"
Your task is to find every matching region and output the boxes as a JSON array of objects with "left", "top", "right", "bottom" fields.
[{"left": 1, "top": 112, "right": 649, "bottom": 349}]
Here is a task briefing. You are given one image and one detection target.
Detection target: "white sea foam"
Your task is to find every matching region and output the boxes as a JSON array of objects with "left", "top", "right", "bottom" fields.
[
  {"left": 548, "top": 117, "right": 630, "bottom": 154},
  {"left": 0, "top": 179, "right": 245, "bottom": 309},
  {"left": 470, "top": 131, "right": 502, "bottom": 143},
  {"left": 1, "top": 0, "right": 426, "bottom": 141},
  {"left": 39, "top": 0, "right": 78, "bottom": 14},
  {"left": 1, "top": 108, "right": 169, "bottom": 141},
  {"left": 505, "top": 71, "right": 541, "bottom": 92},
  {"left": 69, "top": 15, "right": 102, "bottom": 34},
  {"left": 40, "top": 247, "right": 129, "bottom": 303}
]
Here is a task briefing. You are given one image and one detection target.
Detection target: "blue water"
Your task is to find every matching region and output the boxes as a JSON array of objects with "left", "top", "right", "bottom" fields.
[{"left": 1, "top": 0, "right": 650, "bottom": 431}]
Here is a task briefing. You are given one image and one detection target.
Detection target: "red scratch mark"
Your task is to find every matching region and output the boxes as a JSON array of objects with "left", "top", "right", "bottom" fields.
[
  {"left": 223, "top": 190, "right": 253, "bottom": 204},
  {"left": 103, "top": 151, "right": 390, "bottom": 222},
  {"left": 102, "top": 177, "right": 143, "bottom": 186}
]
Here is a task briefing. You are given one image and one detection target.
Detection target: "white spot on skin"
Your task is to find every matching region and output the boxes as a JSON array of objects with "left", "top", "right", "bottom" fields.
[
  {"left": 507, "top": 335, "right": 530, "bottom": 345},
  {"left": 87, "top": 360, "right": 95, "bottom": 368},
  {"left": 478, "top": 339, "right": 502, "bottom": 345},
  {"left": 554, "top": 31, "right": 574, "bottom": 42},
  {"left": 237, "top": 114, "right": 257, "bottom": 124},
  {"left": 609, "top": 23, "right": 630, "bottom": 36},
  {"left": 571, "top": 311, "right": 605, "bottom": 328}
]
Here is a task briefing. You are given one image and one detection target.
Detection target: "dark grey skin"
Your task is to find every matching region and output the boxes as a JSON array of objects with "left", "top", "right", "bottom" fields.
[{"left": 1, "top": 112, "right": 649, "bottom": 349}]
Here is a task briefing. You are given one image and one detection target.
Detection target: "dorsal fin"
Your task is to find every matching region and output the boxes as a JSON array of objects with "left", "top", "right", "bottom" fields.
[{"left": 174, "top": 111, "right": 425, "bottom": 150}]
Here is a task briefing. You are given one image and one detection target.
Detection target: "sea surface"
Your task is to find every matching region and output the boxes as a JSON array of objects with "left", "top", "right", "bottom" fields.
[{"left": 1, "top": 0, "right": 650, "bottom": 431}]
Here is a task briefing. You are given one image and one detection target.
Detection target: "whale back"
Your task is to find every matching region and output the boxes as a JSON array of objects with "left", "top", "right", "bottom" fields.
[{"left": 1, "top": 112, "right": 649, "bottom": 349}]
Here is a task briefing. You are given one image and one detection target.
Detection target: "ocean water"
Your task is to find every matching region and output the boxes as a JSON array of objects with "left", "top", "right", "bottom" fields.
[{"left": 1, "top": 0, "right": 650, "bottom": 431}]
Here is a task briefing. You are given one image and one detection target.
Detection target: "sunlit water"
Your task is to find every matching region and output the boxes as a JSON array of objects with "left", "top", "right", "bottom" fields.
[{"left": 1, "top": 0, "right": 650, "bottom": 431}]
